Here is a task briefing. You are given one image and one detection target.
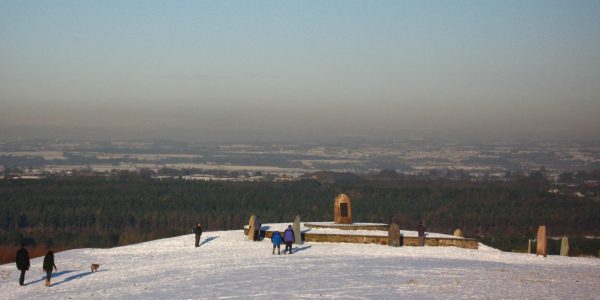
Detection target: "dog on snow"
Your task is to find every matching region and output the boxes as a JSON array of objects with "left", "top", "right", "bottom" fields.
[{"left": 91, "top": 263, "right": 100, "bottom": 272}]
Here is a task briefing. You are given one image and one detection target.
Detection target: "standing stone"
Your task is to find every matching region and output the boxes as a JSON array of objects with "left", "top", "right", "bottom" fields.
[
  {"left": 453, "top": 228, "right": 464, "bottom": 238},
  {"left": 560, "top": 236, "right": 569, "bottom": 256},
  {"left": 388, "top": 223, "right": 400, "bottom": 247},
  {"left": 293, "top": 215, "right": 302, "bottom": 245},
  {"left": 536, "top": 225, "right": 547, "bottom": 257},
  {"left": 248, "top": 215, "right": 256, "bottom": 241},
  {"left": 333, "top": 194, "right": 352, "bottom": 224}
]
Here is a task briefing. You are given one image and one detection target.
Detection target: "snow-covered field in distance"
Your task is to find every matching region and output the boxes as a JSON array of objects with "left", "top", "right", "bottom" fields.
[{"left": 1, "top": 229, "right": 599, "bottom": 299}]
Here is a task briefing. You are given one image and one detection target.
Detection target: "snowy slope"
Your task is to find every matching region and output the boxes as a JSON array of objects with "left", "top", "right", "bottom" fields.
[{"left": 1, "top": 230, "right": 599, "bottom": 299}]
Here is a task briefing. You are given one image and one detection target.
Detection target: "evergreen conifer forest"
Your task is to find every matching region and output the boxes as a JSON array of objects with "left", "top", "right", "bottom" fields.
[{"left": 1, "top": 171, "right": 599, "bottom": 263}]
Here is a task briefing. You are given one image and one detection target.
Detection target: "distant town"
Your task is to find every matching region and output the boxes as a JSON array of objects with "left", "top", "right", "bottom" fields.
[{"left": 1, "top": 139, "right": 598, "bottom": 184}]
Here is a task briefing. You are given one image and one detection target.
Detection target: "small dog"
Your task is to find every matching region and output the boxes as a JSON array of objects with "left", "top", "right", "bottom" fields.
[{"left": 91, "top": 264, "right": 100, "bottom": 272}]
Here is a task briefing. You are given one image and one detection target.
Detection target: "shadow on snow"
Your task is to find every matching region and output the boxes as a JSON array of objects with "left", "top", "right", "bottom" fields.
[
  {"left": 200, "top": 236, "right": 218, "bottom": 246},
  {"left": 292, "top": 245, "right": 312, "bottom": 253},
  {"left": 53, "top": 269, "right": 108, "bottom": 286},
  {"left": 26, "top": 269, "right": 77, "bottom": 286}
]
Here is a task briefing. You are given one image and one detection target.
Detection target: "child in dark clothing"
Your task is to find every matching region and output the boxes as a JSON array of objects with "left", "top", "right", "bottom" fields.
[
  {"left": 43, "top": 250, "right": 57, "bottom": 287},
  {"left": 271, "top": 231, "right": 283, "bottom": 255}
]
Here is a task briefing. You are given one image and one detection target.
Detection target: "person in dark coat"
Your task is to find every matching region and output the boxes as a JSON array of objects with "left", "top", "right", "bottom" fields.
[
  {"left": 43, "top": 250, "right": 57, "bottom": 287},
  {"left": 15, "top": 243, "right": 30, "bottom": 286},
  {"left": 193, "top": 223, "right": 203, "bottom": 247},
  {"left": 283, "top": 225, "right": 295, "bottom": 254},
  {"left": 417, "top": 221, "right": 426, "bottom": 246},
  {"left": 254, "top": 216, "right": 262, "bottom": 241},
  {"left": 271, "top": 230, "right": 283, "bottom": 255}
]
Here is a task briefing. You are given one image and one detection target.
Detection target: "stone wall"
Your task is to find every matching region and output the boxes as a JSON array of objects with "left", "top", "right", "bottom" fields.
[
  {"left": 304, "top": 233, "right": 388, "bottom": 245},
  {"left": 402, "top": 236, "right": 479, "bottom": 249},
  {"left": 246, "top": 227, "right": 478, "bottom": 249}
]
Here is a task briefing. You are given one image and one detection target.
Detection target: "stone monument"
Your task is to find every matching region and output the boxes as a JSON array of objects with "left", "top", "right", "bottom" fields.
[
  {"left": 293, "top": 215, "right": 302, "bottom": 245},
  {"left": 536, "top": 225, "right": 547, "bottom": 257},
  {"left": 388, "top": 223, "right": 400, "bottom": 247},
  {"left": 248, "top": 215, "right": 256, "bottom": 241},
  {"left": 560, "top": 236, "right": 569, "bottom": 256},
  {"left": 453, "top": 228, "right": 464, "bottom": 238},
  {"left": 334, "top": 193, "right": 352, "bottom": 224}
]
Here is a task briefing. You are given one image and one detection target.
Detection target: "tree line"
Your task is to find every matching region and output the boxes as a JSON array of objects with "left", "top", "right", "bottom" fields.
[{"left": 1, "top": 170, "right": 599, "bottom": 263}]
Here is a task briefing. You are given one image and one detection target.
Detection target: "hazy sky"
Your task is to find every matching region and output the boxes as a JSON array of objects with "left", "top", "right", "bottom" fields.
[{"left": 1, "top": 1, "right": 599, "bottom": 141}]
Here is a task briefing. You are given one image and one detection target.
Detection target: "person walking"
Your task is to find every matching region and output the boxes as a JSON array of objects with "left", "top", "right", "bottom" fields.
[
  {"left": 283, "top": 225, "right": 295, "bottom": 254},
  {"left": 194, "top": 223, "right": 203, "bottom": 247},
  {"left": 254, "top": 216, "right": 262, "bottom": 241},
  {"left": 43, "top": 250, "right": 57, "bottom": 287},
  {"left": 271, "top": 230, "right": 283, "bottom": 255},
  {"left": 417, "top": 221, "right": 426, "bottom": 246},
  {"left": 15, "top": 243, "right": 30, "bottom": 286}
]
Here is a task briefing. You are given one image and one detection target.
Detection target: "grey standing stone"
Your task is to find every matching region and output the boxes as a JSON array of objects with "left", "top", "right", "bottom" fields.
[
  {"left": 560, "top": 236, "right": 569, "bottom": 256},
  {"left": 388, "top": 223, "right": 400, "bottom": 247},
  {"left": 293, "top": 215, "right": 302, "bottom": 245}
]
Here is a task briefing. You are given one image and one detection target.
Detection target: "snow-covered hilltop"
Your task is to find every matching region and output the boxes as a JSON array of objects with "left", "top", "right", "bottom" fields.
[{"left": 1, "top": 230, "right": 599, "bottom": 299}]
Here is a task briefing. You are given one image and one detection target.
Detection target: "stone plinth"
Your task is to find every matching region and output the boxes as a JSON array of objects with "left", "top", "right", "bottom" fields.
[
  {"left": 245, "top": 223, "right": 479, "bottom": 250},
  {"left": 304, "top": 233, "right": 387, "bottom": 245},
  {"left": 334, "top": 194, "right": 352, "bottom": 224}
]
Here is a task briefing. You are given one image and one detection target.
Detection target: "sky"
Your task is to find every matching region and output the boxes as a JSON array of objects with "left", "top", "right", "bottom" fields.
[{"left": 1, "top": 0, "right": 599, "bottom": 142}]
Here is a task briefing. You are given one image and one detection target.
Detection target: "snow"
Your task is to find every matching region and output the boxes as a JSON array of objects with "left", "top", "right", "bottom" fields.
[
  {"left": 252, "top": 223, "right": 459, "bottom": 238},
  {"left": 1, "top": 230, "right": 599, "bottom": 299},
  {"left": 302, "top": 222, "right": 386, "bottom": 226}
]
